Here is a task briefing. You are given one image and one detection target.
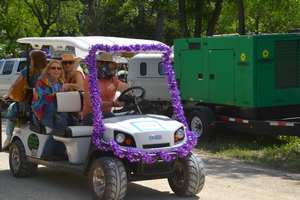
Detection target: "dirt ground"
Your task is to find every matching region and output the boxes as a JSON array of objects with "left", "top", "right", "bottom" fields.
[
  {"left": 1, "top": 120, "right": 299, "bottom": 200},
  {"left": 0, "top": 151, "right": 299, "bottom": 200}
]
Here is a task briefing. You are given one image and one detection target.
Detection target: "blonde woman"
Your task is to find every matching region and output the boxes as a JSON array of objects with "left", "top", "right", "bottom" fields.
[{"left": 32, "top": 60, "right": 69, "bottom": 129}]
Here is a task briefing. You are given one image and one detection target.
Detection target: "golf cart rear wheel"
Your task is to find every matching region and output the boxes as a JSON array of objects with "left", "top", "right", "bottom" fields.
[
  {"left": 168, "top": 154, "right": 205, "bottom": 197},
  {"left": 89, "top": 157, "right": 127, "bottom": 200},
  {"left": 9, "top": 139, "right": 37, "bottom": 177}
]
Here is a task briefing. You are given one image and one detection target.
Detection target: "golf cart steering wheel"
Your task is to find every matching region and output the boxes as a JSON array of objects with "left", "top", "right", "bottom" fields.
[
  {"left": 118, "top": 86, "right": 145, "bottom": 103},
  {"left": 115, "top": 86, "right": 145, "bottom": 113}
]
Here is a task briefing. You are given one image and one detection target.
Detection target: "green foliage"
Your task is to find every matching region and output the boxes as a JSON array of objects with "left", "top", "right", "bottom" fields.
[
  {"left": 48, "top": 0, "right": 84, "bottom": 36},
  {"left": 1, "top": 0, "right": 300, "bottom": 56},
  {"left": 0, "top": 0, "right": 38, "bottom": 56},
  {"left": 245, "top": 0, "right": 300, "bottom": 33},
  {"left": 217, "top": 0, "right": 237, "bottom": 33}
]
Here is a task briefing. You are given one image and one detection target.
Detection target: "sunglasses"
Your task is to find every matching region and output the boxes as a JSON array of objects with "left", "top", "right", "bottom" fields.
[
  {"left": 50, "top": 66, "right": 62, "bottom": 70},
  {"left": 97, "top": 62, "right": 117, "bottom": 68},
  {"left": 62, "top": 61, "right": 75, "bottom": 65}
]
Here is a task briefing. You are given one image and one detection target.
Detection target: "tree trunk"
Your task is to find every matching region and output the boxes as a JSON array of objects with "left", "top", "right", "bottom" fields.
[
  {"left": 136, "top": 3, "right": 146, "bottom": 38},
  {"left": 255, "top": 16, "right": 260, "bottom": 33},
  {"left": 237, "top": 0, "right": 245, "bottom": 35},
  {"left": 85, "top": 0, "right": 98, "bottom": 35},
  {"left": 40, "top": 27, "right": 48, "bottom": 37},
  {"left": 155, "top": 11, "right": 165, "bottom": 41},
  {"left": 194, "top": 0, "right": 205, "bottom": 37},
  {"left": 207, "top": 0, "right": 223, "bottom": 36},
  {"left": 178, "top": 0, "right": 189, "bottom": 37}
]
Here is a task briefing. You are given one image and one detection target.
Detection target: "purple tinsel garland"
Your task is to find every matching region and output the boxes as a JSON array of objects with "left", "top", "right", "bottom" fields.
[{"left": 85, "top": 43, "right": 198, "bottom": 164}]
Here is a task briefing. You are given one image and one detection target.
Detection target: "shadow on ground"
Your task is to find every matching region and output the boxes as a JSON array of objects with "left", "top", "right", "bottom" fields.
[{"left": 0, "top": 167, "right": 199, "bottom": 200}]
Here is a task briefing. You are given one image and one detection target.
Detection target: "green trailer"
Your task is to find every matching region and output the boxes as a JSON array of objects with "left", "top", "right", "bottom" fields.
[{"left": 174, "top": 34, "right": 300, "bottom": 137}]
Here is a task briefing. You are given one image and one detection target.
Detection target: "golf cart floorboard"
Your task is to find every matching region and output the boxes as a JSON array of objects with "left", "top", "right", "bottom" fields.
[{"left": 27, "top": 157, "right": 85, "bottom": 173}]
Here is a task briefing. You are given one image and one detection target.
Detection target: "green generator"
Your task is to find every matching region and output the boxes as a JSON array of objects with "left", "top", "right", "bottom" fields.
[
  {"left": 174, "top": 34, "right": 300, "bottom": 108},
  {"left": 174, "top": 34, "right": 300, "bottom": 136}
]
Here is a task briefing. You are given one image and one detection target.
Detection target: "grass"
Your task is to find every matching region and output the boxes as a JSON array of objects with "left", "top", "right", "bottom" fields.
[{"left": 196, "top": 131, "right": 300, "bottom": 173}]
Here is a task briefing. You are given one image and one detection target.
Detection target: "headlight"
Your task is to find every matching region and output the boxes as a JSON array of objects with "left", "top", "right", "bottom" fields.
[
  {"left": 115, "top": 133, "right": 126, "bottom": 143},
  {"left": 174, "top": 127, "right": 185, "bottom": 143},
  {"left": 114, "top": 131, "right": 136, "bottom": 147}
]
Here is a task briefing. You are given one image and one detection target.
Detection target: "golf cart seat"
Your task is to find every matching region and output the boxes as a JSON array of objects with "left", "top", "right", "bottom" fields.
[
  {"left": 52, "top": 91, "right": 92, "bottom": 164},
  {"left": 50, "top": 126, "right": 93, "bottom": 137}
]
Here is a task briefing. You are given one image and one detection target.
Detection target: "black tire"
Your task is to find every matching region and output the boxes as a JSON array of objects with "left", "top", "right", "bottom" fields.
[
  {"left": 9, "top": 139, "right": 38, "bottom": 177},
  {"left": 188, "top": 106, "right": 215, "bottom": 139},
  {"left": 88, "top": 157, "right": 127, "bottom": 200},
  {"left": 168, "top": 154, "right": 205, "bottom": 197}
]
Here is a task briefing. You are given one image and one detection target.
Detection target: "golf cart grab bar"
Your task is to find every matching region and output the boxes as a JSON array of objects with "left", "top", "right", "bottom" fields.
[{"left": 56, "top": 91, "right": 84, "bottom": 112}]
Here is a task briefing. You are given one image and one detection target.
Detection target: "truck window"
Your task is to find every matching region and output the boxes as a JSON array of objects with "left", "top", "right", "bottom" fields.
[
  {"left": 2, "top": 61, "right": 14, "bottom": 75},
  {"left": 140, "top": 62, "right": 147, "bottom": 76},
  {"left": 158, "top": 62, "right": 165, "bottom": 75},
  {"left": 17, "top": 61, "right": 28, "bottom": 72}
]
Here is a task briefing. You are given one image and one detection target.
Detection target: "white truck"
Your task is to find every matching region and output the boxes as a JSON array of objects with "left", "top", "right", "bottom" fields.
[
  {"left": 0, "top": 58, "right": 27, "bottom": 96},
  {"left": 127, "top": 53, "right": 174, "bottom": 117}
]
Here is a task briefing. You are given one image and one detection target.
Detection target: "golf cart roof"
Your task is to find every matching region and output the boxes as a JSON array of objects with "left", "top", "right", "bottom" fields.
[{"left": 17, "top": 36, "right": 166, "bottom": 58}]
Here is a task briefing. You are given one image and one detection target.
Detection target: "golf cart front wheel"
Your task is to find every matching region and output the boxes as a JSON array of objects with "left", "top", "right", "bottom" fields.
[
  {"left": 9, "top": 139, "right": 37, "bottom": 177},
  {"left": 89, "top": 157, "right": 127, "bottom": 200},
  {"left": 168, "top": 154, "right": 205, "bottom": 197}
]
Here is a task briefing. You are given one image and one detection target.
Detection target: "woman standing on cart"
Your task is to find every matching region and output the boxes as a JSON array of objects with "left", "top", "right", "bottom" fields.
[{"left": 2, "top": 50, "right": 47, "bottom": 149}]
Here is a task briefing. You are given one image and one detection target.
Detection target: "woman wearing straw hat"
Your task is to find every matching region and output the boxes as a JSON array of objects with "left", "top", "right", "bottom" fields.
[{"left": 61, "top": 53, "right": 85, "bottom": 91}]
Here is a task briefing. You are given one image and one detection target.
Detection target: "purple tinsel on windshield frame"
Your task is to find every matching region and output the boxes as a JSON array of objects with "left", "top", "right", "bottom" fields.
[{"left": 85, "top": 43, "right": 198, "bottom": 164}]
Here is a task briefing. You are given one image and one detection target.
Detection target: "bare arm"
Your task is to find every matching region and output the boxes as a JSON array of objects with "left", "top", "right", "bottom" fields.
[
  {"left": 113, "top": 79, "right": 129, "bottom": 107},
  {"left": 75, "top": 71, "right": 84, "bottom": 91},
  {"left": 63, "top": 72, "right": 84, "bottom": 91},
  {"left": 117, "top": 81, "right": 129, "bottom": 92}
]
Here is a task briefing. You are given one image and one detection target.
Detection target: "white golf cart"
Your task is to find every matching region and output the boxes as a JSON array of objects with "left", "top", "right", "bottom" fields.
[{"left": 0, "top": 36, "right": 205, "bottom": 200}]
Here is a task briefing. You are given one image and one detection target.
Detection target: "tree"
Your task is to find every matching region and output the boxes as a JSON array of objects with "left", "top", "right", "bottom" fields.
[
  {"left": 246, "top": 0, "right": 300, "bottom": 33},
  {"left": 236, "top": 0, "right": 245, "bottom": 34},
  {"left": 2, "top": 0, "right": 300, "bottom": 57},
  {"left": 0, "top": 0, "right": 37, "bottom": 56},
  {"left": 50, "top": 0, "right": 83, "bottom": 36},
  {"left": 24, "top": 0, "right": 63, "bottom": 36},
  {"left": 178, "top": 0, "right": 189, "bottom": 37},
  {"left": 207, "top": 0, "right": 223, "bottom": 36},
  {"left": 194, "top": 0, "right": 205, "bottom": 37}
]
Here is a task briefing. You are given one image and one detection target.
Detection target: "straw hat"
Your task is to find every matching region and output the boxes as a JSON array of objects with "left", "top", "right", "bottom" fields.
[
  {"left": 96, "top": 52, "right": 116, "bottom": 63},
  {"left": 61, "top": 53, "right": 81, "bottom": 62}
]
